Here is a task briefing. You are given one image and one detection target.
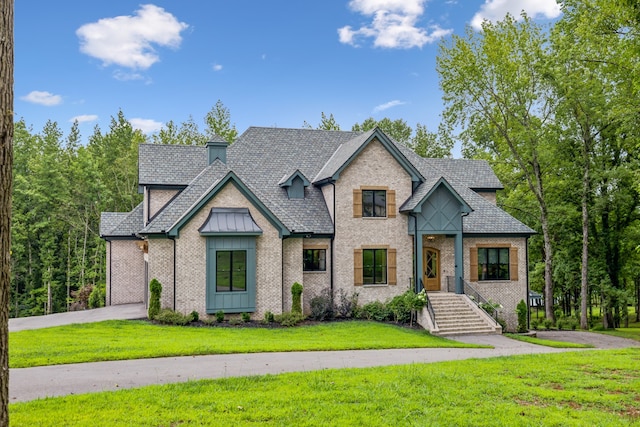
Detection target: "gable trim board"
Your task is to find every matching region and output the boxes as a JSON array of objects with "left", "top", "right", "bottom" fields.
[{"left": 102, "top": 126, "right": 535, "bottom": 331}]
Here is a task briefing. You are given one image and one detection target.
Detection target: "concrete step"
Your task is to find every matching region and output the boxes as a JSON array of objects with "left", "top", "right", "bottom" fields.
[{"left": 423, "top": 292, "right": 501, "bottom": 336}]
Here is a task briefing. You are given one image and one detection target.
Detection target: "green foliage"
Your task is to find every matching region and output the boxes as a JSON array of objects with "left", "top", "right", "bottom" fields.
[
  {"left": 516, "top": 300, "right": 528, "bottom": 333},
  {"left": 154, "top": 309, "right": 194, "bottom": 326},
  {"left": 309, "top": 289, "right": 334, "bottom": 321},
  {"left": 291, "top": 282, "right": 303, "bottom": 314},
  {"left": 274, "top": 311, "right": 304, "bottom": 327},
  {"left": 357, "top": 301, "right": 392, "bottom": 322},
  {"left": 263, "top": 311, "right": 275, "bottom": 323},
  {"left": 88, "top": 284, "right": 106, "bottom": 309},
  {"left": 215, "top": 310, "right": 224, "bottom": 323},
  {"left": 205, "top": 99, "right": 238, "bottom": 143},
  {"left": 543, "top": 318, "right": 554, "bottom": 330},
  {"left": 241, "top": 312, "right": 251, "bottom": 322},
  {"left": 530, "top": 319, "right": 539, "bottom": 331},
  {"left": 387, "top": 290, "right": 425, "bottom": 324},
  {"left": 190, "top": 311, "right": 199, "bottom": 322},
  {"left": 147, "top": 279, "right": 162, "bottom": 320}
]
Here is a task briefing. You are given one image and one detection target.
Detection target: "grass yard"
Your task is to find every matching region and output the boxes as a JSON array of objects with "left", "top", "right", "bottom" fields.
[
  {"left": 10, "top": 349, "right": 640, "bottom": 426},
  {"left": 9, "top": 320, "right": 481, "bottom": 368},
  {"left": 595, "top": 326, "right": 640, "bottom": 342}
]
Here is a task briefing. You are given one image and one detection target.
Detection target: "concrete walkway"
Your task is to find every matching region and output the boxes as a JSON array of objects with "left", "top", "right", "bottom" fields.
[{"left": 8, "top": 307, "right": 640, "bottom": 403}]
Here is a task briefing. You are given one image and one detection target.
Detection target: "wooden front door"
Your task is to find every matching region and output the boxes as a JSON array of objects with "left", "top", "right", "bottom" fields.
[{"left": 423, "top": 248, "right": 440, "bottom": 291}]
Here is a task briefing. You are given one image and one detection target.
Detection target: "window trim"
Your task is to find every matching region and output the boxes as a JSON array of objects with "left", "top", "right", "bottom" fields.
[
  {"left": 469, "top": 244, "right": 518, "bottom": 282},
  {"left": 354, "top": 245, "right": 397, "bottom": 286},
  {"left": 353, "top": 186, "right": 396, "bottom": 219},
  {"left": 215, "top": 250, "right": 247, "bottom": 292}
]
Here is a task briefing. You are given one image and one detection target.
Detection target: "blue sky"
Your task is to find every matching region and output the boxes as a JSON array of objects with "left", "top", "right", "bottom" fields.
[{"left": 15, "top": 0, "right": 561, "bottom": 144}]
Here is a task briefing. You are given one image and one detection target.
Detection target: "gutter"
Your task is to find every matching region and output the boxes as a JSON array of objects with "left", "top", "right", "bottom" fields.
[
  {"left": 169, "top": 235, "right": 177, "bottom": 310},
  {"left": 330, "top": 181, "right": 336, "bottom": 294},
  {"left": 108, "top": 241, "right": 112, "bottom": 305},
  {"left": 525, "top": 236, "right": 530, "bottom": 329}
]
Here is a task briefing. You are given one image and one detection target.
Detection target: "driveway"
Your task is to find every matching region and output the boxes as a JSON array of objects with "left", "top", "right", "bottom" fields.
[
  {"left": 8, "top": 303, "right": 147, "bottom": 332},
  {"left": 8, "top": 308, "right": 640, "bottom": 403}
]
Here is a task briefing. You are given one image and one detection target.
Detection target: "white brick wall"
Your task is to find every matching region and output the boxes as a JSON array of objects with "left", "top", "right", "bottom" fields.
[
  {"left": 172, "top": 182, "right": 282, "bottom": 320},
  {"left": 149, "top": 189, "right": 179, "bottom": 219},
  {"left": 147, "top": 238, "right": 174, "bottom": 310},
  {"left": 332, "top": 139, "right": 414, "bottom": 305},
  {"left": 463, "top": 237, "right": 528, "bottom": 331},
  {"left": 107, "top": 240, "right": 145, "bottom": 305}
]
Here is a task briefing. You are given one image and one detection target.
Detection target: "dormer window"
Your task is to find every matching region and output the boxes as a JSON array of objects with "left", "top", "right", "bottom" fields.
[{"left": 278, "top": 170, "right": 310, "bottom": 199}]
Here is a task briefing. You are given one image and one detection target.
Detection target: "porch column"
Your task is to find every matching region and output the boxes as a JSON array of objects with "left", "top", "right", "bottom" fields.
[{"left": 454, "top": 231, "right": 464, "bottom": 294}]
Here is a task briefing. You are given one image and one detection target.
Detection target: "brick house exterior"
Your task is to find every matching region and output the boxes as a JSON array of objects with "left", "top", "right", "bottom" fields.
[{"left": 100, "top": 127, "right": 534, "bottom": 330}]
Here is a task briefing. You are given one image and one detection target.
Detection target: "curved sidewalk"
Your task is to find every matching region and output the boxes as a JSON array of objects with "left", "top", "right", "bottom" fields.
[{"left": 10, "top": 332, "right": 639, "bottom": 403}]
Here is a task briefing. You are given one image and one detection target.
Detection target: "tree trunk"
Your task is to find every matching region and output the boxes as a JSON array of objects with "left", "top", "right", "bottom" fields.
[
  {"left": 580, "top": 148, "right": 589, "bottom": 330},
  {"left": 0, "top": 0, "right": 13, "bottom": 423}
]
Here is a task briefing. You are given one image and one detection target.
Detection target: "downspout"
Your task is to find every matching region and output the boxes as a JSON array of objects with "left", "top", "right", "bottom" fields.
[
  {"left": 525, "top": 236, "right": 530, "bottom": 329},
  {"left": 411, "top": 213, "right": 418, "bottom": 292},
  {"left": 108, "top": 240, "right": 112, "bottom": 306},
  {"left": 169, "top": 235, "right": 176, "bottom": 310},
  {"left": 330, "top": 181, "right": 336, "bottom": 293},
  {"left": 281, "top": 236, "right": 285, "bottom": 313}
]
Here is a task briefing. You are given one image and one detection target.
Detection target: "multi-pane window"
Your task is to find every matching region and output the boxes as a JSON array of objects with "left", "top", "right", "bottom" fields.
[
  {"left": 303, "top": 249, "right": 326, "bottom": 272},
  {"left": 477, "top": 247, "right": 509, "bottom": 280},
  {"left": 216, "top": 250, "right": 247, "bottom": 292},
  {"left": 362, "top": 190, "right": 386, "bottom": 217},
  {"left": 363, "top": 248, "right": 387, "bottom": 284}
]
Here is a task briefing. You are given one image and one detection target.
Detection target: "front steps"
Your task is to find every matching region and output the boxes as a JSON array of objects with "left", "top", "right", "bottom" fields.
[{"left": 424, "top": 293, "right": 502, "bottom": 336}]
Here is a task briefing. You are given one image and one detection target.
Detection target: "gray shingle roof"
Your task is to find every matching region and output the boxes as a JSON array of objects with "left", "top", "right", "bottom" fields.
[
  {"left": 139, "top": 144, "right": 207, "bottom": 186},
  {"left": 100, "top": 203, "right": 144, "bottom": 237},
  {"left": 106, "top": 126, "right": 533, "bottom": 238}
]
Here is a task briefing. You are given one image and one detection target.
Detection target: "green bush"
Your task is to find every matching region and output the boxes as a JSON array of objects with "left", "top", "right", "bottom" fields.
[
  {"left": 241, "top": 312, "right": 251, "bottom": 322},
  {"left": 148, "top": 279, "right": 162, "bottom": 320},
  {"left": 358, "top": 301, "right": 392, "bottom": 322},
  {"left": 264, "top": 311, "right": 275, "bottom": 323},
  {"left": 275, "top": 311, "right": 304, "bottom": 327},
  {"left": 190, "top": 311, "right": 199, "bottom": 322},
  {"left": 291, "top": 282, "right": 303, "bottom": 314},
  {"left": 516, "top": 300, "right": 528, "bottom": 333},
  {"left": 309, "top": 289, "right": 334, "bottom": 321},
  {"left": 154, "top": 309, "right": 192, "bottom": 326},
  {"left": 215, "top": 310, "right": 224, "bottom": 323},
  {"left": 557, "top": 319, "right": 565, "bottom": 330},
  {"left": 388, "top": 292, "right": 413, "bottom": 324},
  {"left": 530, "top": 319, "right": 539, "bottom": 330},
  {"left": 88, "top": 283, "right": 106, "bottom": 309},
  {"left": 543, "top": 318, "right": 554, "bottom": 330}
]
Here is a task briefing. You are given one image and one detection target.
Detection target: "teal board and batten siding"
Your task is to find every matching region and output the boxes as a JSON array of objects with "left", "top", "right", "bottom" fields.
[{"left": 206, "top": 236, "right": 257, "bottom": 313}]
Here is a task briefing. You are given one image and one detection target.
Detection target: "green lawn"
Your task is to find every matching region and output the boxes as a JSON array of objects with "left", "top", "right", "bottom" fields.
[
  {"left": 595, "top": 327, "right": 640, "bottom": 342},
  {"left": 9, "top": 320, "right": 481, "bottom": 368},
  {"left": 10, "top": 349, "right": 640, "bottom": 426}
]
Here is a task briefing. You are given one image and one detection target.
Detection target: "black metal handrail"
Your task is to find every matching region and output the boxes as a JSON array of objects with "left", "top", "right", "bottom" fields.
[
  {"left": 419, "top": 278, "right": 437, "bottom": 328},
  {"left": 462, "top": 279, "right": 500, "bottom": 327}
]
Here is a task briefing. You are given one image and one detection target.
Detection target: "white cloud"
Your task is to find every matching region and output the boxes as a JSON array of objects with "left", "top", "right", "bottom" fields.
[
  {"left": 76, "top": 4, "right": 188, "bottom": 70},
  {"left": 20, "top": 91, "right": 62, "bottom": 106},
  {"left": 471, "top": 0, "right": 562, "bottom": 30},
  {"left": 212, "top": 64, "right": 223, "bottom": 71},
  {"left": 338, "top": 0, "right": 452, "bottom": 48},
  {"left": 69, "top": 114, "right": 98, "bottom": 123},
  {"left": 373, "top": 100, "right": 406, "bottom": 113},
  {"left": 130, "top": 118, "right": 163, "bottom": 134},
  {"left": 113, "top": 70, "right": 145, "bottom": 81}
]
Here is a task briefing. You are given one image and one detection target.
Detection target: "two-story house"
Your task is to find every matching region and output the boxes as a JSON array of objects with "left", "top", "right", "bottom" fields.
[{"left": 100, "top": 127, "right": 534, "bottom": 330}]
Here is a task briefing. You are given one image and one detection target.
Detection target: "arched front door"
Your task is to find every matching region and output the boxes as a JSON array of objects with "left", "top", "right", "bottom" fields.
[{"left": 423, "top": 247, "right": 440, "bottom": 291}]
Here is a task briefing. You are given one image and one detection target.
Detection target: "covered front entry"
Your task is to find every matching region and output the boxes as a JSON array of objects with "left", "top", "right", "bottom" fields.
[{"left": 423, "top": 247, "right": 440, "bottom": 291}]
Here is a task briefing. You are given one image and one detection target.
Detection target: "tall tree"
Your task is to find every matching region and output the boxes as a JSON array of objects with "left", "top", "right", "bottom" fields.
[
  {"left": 437, "top": 15, "right": 559, "bottom": 320},
  {"left": 205, "top": 100, "right": 238, "bottom": 143},
  {"left": 0, "top": 0, "right": 12, "bottom": 422}
]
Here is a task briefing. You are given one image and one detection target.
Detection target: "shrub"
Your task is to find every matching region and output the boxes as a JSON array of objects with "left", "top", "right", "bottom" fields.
[
  {"left": 241, "top": 312, "right": 251, "bottom": 322},
  {"left": 530, "top": 319, "right": 539, "bottom": 330},
  {"left": 154, "top": 309, "right": 192, "bottom": 326},
  {"left": 335, "top": 289, "right": 359, "bottom": 318},
  {"left": 190, "top": 311, "right": 199, "bottom": 322},
  {"left": 310, "top": 289, "right": 334, "bottom": 321},
  {"left": 388, "top": 292, "right": 413, "bottom": 324},
  {"left": 264, "top": 311, "right": 275, "bottom": 323},
  {"left": 70, "top": 285, "right": 94, "bottom": 311},
  {"left": 543, "top": 318, "right": 554, "bottom": 330},
  {"left": 516, "top": 300, "right": 528, "bottom": 333},
  {"left": 88, "top": 283, "right": 106, "bottom": 309},
  {"left": 229, "top": 317, "right": 243, "bottom": 325},
  {"left": 215, "top": 310, "right": 225, "bottom": 323},
  {"left": 148, "top": 279, "right": 162, "bottom": 320},
  {"left": 291, "top": 282, "right": 303, "bottom": 314},
  {"left": 275, "top": 311, "right": 304, "bottom": 327},
  {"left": 497, "top": 317, "right": 507, "bottom": 331},
  {"left": 568, "top": 318, "right": 578, "bottom": 330},
  {"left": 557, "top": 319, "right": 565, "bottom": 330},
  {"left": 358, "top": 301, "right": 391, "bottom": 322}
]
